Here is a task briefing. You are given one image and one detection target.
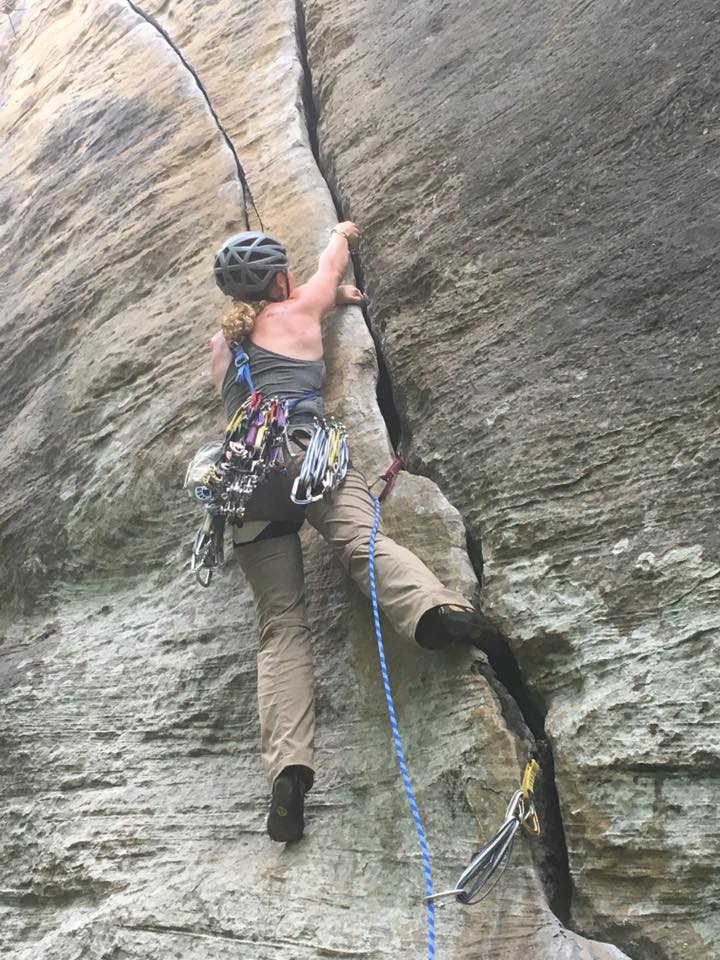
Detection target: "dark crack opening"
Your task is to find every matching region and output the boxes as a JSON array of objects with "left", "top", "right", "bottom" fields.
[
  {"left": 466, "top": 535, "right": 572, "bottom": 922},
  {"left": 295, "top": 0, "right": 402, "bottom": 452},
  {"left": 295, "top": 0, "right": 572, "bottom": 927}
]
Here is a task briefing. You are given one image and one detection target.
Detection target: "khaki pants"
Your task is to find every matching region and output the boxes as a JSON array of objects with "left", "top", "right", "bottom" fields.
[{"left": 236, "top": 466, "right": 470, "bottom": 788}]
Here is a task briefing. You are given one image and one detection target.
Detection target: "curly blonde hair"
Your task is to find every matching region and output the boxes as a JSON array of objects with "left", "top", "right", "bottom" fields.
[{"left": 220, "top": 299, "right": 269, "bottom": 347}]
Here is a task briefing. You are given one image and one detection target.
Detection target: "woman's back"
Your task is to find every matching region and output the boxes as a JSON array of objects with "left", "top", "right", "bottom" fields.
[{"left": 221, "top": 338, "right": 326, "bottom": 425}]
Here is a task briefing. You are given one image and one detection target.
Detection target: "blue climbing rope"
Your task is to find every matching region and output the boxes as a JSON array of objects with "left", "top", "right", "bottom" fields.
[{"left": 368, "top": 494, "right": 436, "bottom": 960}]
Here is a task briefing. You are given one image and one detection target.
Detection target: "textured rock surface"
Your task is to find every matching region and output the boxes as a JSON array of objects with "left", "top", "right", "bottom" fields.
[
  {"left": 303, "top": 0, "right": 720, "bottom": 957},
  {"left": 0, "top": 2, "right": 628, "bottom": 959}
]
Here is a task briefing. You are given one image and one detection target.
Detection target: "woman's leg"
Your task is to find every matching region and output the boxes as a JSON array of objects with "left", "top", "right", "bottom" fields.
[
  {"left": 306, "top": 467, "right": 471, "bottom": 642},
  {"left": 235, "top": 531, "right": 315, "bottom": 788}
]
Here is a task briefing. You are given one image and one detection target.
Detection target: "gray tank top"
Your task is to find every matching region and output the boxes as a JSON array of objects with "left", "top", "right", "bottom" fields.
[{"left": 222, "top": 338, "right": 325, "bottom": 425}]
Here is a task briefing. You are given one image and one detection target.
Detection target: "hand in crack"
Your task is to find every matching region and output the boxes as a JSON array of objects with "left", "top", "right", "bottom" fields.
[{"left": 335, "top": 284, "right": 365, "bottom": 305}]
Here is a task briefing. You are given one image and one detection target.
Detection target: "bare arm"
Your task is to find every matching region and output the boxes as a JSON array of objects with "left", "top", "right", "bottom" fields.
[
  {"left": 209, "top": 330, "right": 232, "bottom": 395},
  {"left": 296, "top": 222, "right": 360, "bottom": 315}
]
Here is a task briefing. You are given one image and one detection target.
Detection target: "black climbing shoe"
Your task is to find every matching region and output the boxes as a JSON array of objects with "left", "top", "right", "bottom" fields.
[
  {"left": 415, "top": 603, "right": 505, "bottom": 661},
  {"left": 266, "top": 766, "right": 310, "bottom": 843}
]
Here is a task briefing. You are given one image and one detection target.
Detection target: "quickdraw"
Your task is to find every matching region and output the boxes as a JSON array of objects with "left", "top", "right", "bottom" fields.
[
  {"left": 425, "top": 756, "right": 541, "bottom": 906},
  {"left": 191, "top": 511, "right": 225, "bottom": 588},
  {"left": 290, "top": 417, "right": 349, "bottom": 505}
]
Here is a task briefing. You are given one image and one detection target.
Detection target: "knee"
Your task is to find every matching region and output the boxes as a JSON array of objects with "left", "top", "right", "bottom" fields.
[
  {"left": 340, "top": 532, "right": 373, "bottom": 575},
  {"left": 257, "top": 614, "right": 309, "bottom": 654}
]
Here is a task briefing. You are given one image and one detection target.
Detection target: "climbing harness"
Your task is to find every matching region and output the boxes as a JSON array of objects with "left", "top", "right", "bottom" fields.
[
  {"left": 186, "top": 343, "right": 346, "bottom": 585},
  {"left": 426, "top": 757, "right": 541, "bottom": 906}
]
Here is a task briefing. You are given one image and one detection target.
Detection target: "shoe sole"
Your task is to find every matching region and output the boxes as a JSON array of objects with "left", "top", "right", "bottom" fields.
[{"left": 267, "top": 777, "right": 304, "bottom": 843}]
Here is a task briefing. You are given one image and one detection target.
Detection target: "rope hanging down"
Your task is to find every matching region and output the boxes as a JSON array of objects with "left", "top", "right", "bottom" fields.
[
  {"left": 368, "top": 494, "right": 436, "bottom": 960},
  {"left": 367, "top": 488, "right": 543, "bottom": 955}
]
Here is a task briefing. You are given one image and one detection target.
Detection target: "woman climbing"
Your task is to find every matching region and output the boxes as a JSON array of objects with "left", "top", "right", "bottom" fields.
[{"left": 207, "top": 226, "right": 504, "bottom": 843}]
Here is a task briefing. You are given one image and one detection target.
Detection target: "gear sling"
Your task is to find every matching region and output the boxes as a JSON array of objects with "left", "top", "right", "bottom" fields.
[{"left": 186, "top": 342, "right": 348, "bottom": 585}]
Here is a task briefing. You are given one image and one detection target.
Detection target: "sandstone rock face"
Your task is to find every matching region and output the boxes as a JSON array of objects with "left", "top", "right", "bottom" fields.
[
  {"left": 1, "top": 2, "right": 628, "bottom": 960},
  {"left": 303, "top": 0, "right": 720, "bottom": 957}
]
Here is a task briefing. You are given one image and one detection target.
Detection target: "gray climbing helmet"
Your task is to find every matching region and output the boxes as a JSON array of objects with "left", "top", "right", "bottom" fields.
[{"left": 213, "top": 231, "right": 289, "bottom": 300}]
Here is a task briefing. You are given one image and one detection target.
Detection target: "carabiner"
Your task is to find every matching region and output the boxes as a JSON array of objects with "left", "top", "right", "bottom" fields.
[
  {"left": 519, "top": 758, "right": 541, "bottom": 835},
  {"left": 290, "top": 476, "right": 314, "bottom": 506},
  {"left": 520, "top": 759, "right": 540, "bottom": 800},
  {"left": 522, "top": 806, "right": 541, "bottom": 836}
]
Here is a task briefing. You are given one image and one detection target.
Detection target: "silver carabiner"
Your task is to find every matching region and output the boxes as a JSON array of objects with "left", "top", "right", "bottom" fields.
[{"left": 290, "top": 476, "right": 314, "bottom": 506}]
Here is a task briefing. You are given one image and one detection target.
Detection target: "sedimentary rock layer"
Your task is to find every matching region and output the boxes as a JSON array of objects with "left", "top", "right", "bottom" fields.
[
  {"left": 1, "top": 1, "right": 626, "bottom": 958},
  {"left": 302, "top": 0, "right": 720, "bottom": 956}
]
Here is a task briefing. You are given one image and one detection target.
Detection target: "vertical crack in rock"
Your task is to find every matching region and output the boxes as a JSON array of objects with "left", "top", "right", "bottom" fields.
[
  {"left": 295, "top": 0, "right": 573, "bottom": 926},
  {"left": 123, "top": 0, "right": 259, "bottom": 229},
  {"left": 294, "top": 0, "right": 402, "bottom": 451},
  {"left": 467, "top": 535, "right": 573, "bottom": 923}
]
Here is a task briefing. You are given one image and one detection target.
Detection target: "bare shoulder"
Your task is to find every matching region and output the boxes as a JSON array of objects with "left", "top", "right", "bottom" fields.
[{"left": 253, "top": 298, "right": 323, "bottom": 358}]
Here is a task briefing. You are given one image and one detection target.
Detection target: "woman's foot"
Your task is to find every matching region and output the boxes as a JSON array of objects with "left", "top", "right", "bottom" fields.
[
  {"left": 415, "top": 603, "right": 505, "bottom": 660},
  {"left": 266, "top": 766, "right": 312, "bottom": 843},
  {"left": 335, "top": 284, "right": 365, "bottom": 305}
]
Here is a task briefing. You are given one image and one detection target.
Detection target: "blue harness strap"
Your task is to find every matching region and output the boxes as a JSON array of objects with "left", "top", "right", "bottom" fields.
[
  {"left": 232, "top": 343, "right": 320, "bottom": 410},
  {"left": 286, "top": 390, "right": 321, "bottom": 409},
  {"left": 368, "top": 494, "right": 436, "bottom": 960},
  {"left": 233, "top": 346, "right": 255, "bottom": 393}
]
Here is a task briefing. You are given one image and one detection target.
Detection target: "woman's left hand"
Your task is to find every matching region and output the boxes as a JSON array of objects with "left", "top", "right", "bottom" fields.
[{"left": 335, "top": 284, "right": 365, "bottom": 305}]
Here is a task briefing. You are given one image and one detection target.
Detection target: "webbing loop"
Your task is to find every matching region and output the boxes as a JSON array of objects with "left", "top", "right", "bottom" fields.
[
  {"left": 368, "top": 495, "right": 436, "bottom": 960},
  {"left": 233, "top": 347, "right": 255, "bottom": 393}
]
